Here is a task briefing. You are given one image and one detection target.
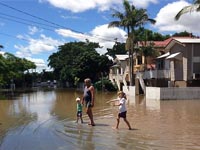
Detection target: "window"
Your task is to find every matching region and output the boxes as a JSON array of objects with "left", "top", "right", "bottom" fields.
[{"left": 157, "top": 60, "right": 164, "bottom": 70}]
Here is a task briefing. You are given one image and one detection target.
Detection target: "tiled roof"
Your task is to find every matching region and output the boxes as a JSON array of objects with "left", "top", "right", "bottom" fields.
[{"left": 153, "top": 36, "right": 197, "bottom": 48}]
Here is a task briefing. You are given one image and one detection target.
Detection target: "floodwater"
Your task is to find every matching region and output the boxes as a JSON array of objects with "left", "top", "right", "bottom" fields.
[{"left": 0, "top": 88, "right": 200, "bottom": 150}]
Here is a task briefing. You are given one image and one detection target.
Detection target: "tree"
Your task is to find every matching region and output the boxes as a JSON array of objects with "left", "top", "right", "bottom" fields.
[
  {"left": 175, "top": 0, "right": 200, "bottom": 20},
  {"left": 48, "top": 41, "right": 112, "bottom": 86},
  {"left": 172, "top": 31, "right": 194, "bottom": 37},
  {"left": 108, "top": 0, "right": 156, "bottom": 85},
  {"left": 0, "top": 52, "right": 36, "bottom": 88},
  {"left": 135, "top": 27, "right": 170, "bottom": 41}
]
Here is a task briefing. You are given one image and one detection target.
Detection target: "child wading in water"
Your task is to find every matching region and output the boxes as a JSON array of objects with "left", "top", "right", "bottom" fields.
[
  {"left": 113, "top": 91, "right": 131, "bottom": 130},
  {"left": 76, "top": 97, "right": 83, "bottom": 123}
]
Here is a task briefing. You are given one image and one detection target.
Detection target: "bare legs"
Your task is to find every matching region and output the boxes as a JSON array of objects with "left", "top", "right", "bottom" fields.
[
  {"left": 123, "top": 118, "right": 131, "bottom": 130},
  {"left": 86, "top": 107, "right": 95, "bottom": 126},
  {"left": 116, "top": 118, "right": 120, "bottom": 129},
  {"left": 76, "top": 114, "right": 83, "bottom": 123},
  {"left": 115, "top": 117, "right": 131, "bottom": 130}
]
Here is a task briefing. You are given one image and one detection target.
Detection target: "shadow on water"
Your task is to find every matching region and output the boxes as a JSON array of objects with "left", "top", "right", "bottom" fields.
[{"left": 0, "top": 89, "right": 200, "bottom": 150}]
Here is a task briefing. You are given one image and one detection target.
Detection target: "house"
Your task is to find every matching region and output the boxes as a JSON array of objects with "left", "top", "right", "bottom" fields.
[
  {"left": 143, "top": 37, "right": 200, "bottom": 87},
  {"left": 110, "top": 36, "right": 200, "bottom": 99},
  {"left": 109, "top": 55, "right": 129, "bottom": 90},
  {"left": 109, "top": 36, "right": 200, "bottom": 91}
]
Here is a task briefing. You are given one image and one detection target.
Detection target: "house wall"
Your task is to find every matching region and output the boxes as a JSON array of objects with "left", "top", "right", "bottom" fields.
[
  {"left": 186, "top": 44, "right": 193, "bottom": 79},
  {"left": 170, "top": 43, "right": 192, "bottom": 81},
  {"left": 174, "top": 59, "right": 183, "bottom": 80},
  {"left": 193, "top": 44, "right": 200, "bottom": 75},
  {"left": 185, "top": 43, "right": 200, "bottom": 79},
  {"left": 168, "top": 43, "right": 200, "bottom": 81}
]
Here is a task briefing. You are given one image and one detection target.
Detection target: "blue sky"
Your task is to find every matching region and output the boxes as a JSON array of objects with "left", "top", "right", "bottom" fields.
[{"left": 0, "top": 0, "right": 199, "bottom": 72}]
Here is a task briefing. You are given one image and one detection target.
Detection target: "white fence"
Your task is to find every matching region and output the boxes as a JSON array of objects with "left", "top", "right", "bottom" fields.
[
  {"left": 146, "top": 87, "right": 200, "bottom": 100},
  {"left": 142, "top": 70, "right": 170, "bottom": 79},
  {"left": 123, "top": 86, "right": 200, "bottom": 100}
]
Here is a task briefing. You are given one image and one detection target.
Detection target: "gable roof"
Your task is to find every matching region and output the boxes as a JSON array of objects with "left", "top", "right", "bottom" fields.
[{"left": 165, "top": 37, "right": 200, "bottom": 50}]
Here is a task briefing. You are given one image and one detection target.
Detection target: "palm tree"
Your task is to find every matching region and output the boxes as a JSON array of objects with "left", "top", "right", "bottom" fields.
[
  {"left": 175, "top": 0, "right": 200, "bottom": 20},
  {"left": 108, "top": 0, "right": 156, "bottom": 85}
]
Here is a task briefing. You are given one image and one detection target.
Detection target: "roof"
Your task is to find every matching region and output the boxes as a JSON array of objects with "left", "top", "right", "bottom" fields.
[
  {"left": 165, "top": 37, "right": 200, "bottom": 50},
  {"left": 166, "top": 52, "right": 181, "bottom": 60},
  {"left": 175, "top": 38, "right": 200, "bottom": 43},
  {"left": 153, "top": 36, "right": 197, "bottom": 48},
  {"left": 115, "top": 55, "right": 129, "bottom": 61},
  {"left": 157, "top": 52, "right": 170, "bottom": 59}
]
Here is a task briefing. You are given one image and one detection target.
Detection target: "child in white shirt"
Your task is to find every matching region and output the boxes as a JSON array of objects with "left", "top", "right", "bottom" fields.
[{"left": 113, "top": 91, "right": 131, "bottom": 130}]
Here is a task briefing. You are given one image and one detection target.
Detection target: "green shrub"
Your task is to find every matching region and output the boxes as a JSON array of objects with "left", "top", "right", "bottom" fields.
[{"left": 94, "top": 77, "right": 118, "bottom": 92}]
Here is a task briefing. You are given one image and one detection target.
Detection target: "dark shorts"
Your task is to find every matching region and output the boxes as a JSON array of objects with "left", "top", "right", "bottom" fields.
[
  {"left": 77, "top": 111, "right": 82, "bottom": 117},
  {"left": 85, "top": 101, "right": 92, "bottom": 108},
  {"left": 118, "top": 111, "right": 127, "bottom": 118}
]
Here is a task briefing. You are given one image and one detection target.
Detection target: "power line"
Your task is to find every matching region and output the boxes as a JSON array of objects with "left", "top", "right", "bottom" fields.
[
  {"left": 0, "top": 12, "right": 59, "bottom": 29},
  {"left": 0, "top": 2, "right": 125, "bottom": 43},
  {"left": 0, "top": 15, "right": 55, "bottom": 32},
  {"left": 0, "top": 32, "right": 29, "bottom": 42}
]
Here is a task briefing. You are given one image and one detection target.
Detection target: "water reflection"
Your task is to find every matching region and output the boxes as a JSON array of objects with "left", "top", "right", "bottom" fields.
[{"left": 0, "top": 89, "right": 200, "bottom": 150}]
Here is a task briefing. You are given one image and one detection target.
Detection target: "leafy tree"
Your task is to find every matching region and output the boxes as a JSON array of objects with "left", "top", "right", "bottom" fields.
[
  {"left": 175, "top": 0, "right": 200, "bottom": 20},
  {"left": 48, "top": 41, "right": 112, "bottom": 86},
  {"left": 0, "top": 52, "right": 36, "bottom": 88}
]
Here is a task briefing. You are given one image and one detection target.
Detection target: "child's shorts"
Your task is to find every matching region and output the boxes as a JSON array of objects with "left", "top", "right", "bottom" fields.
[
  {"left": 118, "top": 111, "right": 127, "bottom": 118},
  {"left": 77, "top": 111, "right": 82, "bottom": 117}
]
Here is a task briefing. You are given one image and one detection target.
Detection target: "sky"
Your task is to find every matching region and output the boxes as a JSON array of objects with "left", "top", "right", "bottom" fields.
[{"left": 0, "top": 0, "right": 200, "bottom": 72}]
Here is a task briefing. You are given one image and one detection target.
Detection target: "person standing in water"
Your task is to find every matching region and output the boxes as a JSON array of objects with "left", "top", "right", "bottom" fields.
[
  {"left": 82, "top": 78, "right": 95, "bottom": 126},
  {"left": 113, "top": 91, "right": 131, "bottom": 130},
  {"left": 75, "top": 97, "right": 83, "bottom": 123}
]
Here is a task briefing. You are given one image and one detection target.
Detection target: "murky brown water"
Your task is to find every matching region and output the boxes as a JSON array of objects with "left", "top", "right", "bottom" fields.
[{"left": 0, "top": 88, "right": 200, "bottom": 150}]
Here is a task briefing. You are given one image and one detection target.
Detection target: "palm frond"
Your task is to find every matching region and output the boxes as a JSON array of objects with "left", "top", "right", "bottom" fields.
[
  {"left": 108, "top": 21, "right": 120, "bottom": 28},
  {"left": 175, "top": 4, "right": 199, "bottom": 20}
]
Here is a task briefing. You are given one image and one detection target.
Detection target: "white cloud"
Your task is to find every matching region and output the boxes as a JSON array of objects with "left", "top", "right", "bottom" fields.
[
  {"left": 26, "top": 57, "right": 46, "bottom": 67},
  {"left": 0, "top": 51, "right": 5, "bottom": 55},
  {"left": 90, "top": 24, "right": 126, "bottom": 54},
  {"left": 154, "top": 1, "right": 200, "bottom": 35},
  {"left": 56, "top": 24, "right": 126, "bottom": 54},
  {"left": 14, "top": 34, "right": 64, "bottom": 72},
  {"left": 130, "top": 0, "right": 158, "bottom": 8},
  {"left": 55, "top": 29, "right": 90, "bottom": 41},
  {"left": 26, "top": 57, "right": 53, "bottom": 72},
  {"left": 15, "top": 34, "right": 63, "bottom": 57},
  {"left": 28, "top": 26, "right": 41, "bottom": 35},
  {"left": 40, "top": 0, "right": 157, "bottom": 13}
]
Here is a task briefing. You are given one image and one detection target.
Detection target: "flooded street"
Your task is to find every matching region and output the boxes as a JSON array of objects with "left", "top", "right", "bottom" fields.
[{"left": 0, "top": 89, "right": 200, "bottom": 150}]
